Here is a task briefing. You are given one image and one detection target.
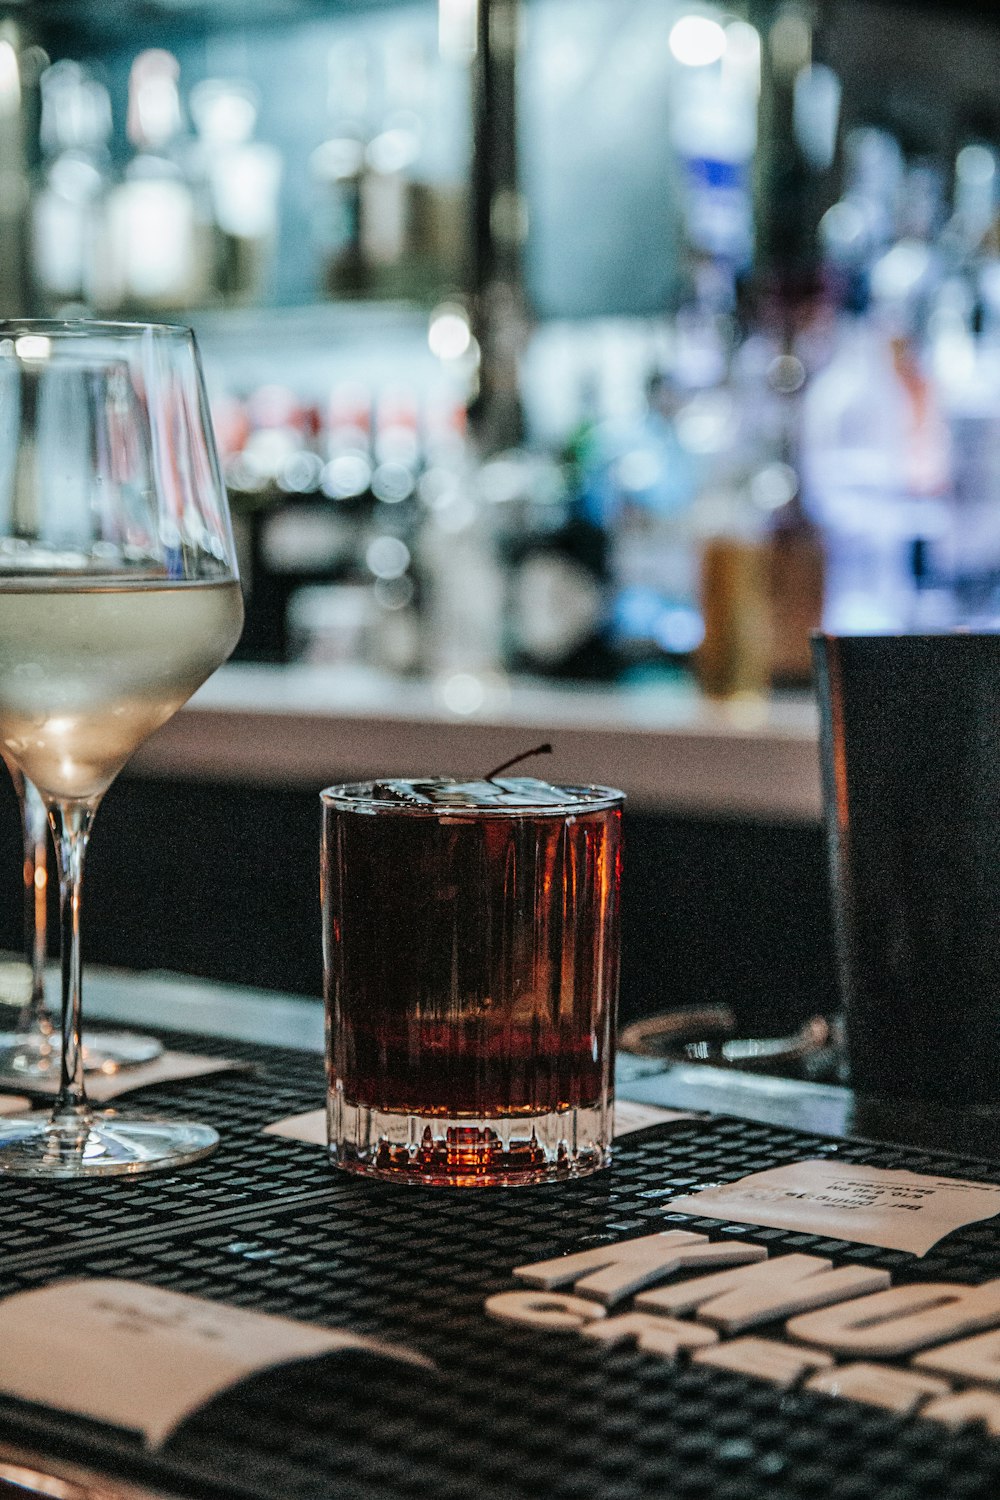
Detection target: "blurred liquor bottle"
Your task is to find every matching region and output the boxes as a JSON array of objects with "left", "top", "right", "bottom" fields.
[
  {"left": 257, "top": 382, "right": 373, "bottom": 663},
  {"left": 30, "top": 61, "right": 113, "bottom": 315},
  {"left": 418, "top": 394, "right": 505, "bottom": 682},
  {"left": 931, "top": 144, "right": 1000, "bottom": 626},
  {"left": 757, "top": 294, "right": 825, "bottom": 689},
  {"left": 363, "top": 33, "right": 467, "bottom": 303},
  {"left": 767, "top": 472, "right": 825, "bottom": 686},
  {"left": 223, "top": 383, "right": 332, "bottom": 662},
  {"left": 106, "top": 49, "right": 204, "bottom": 312},
  {"left": 0, "top": 16, "right": 40, "bottom": 317},
  {"left": 492, "top": 441, "right": 615, "bottom": 682},
  {"left": 361, "top": 34, "right": 425, "bottom": 299},
  {"left": 311, "top": 28, "right": 465, "bottom": 306},
  {"left": 694, "top": 469, "right": 773, "bottom": 702},
  {"left": 188, "top": 79, "right": 283, "bottom": 308},
  {"left": 310, "top": 41, "right": 371, "bottom": 298},
  {"left": 361, "top": 386, "right": 426, "bottom": 674},
  {"left": 602, "top": 370, "right": 703, "bottom": 682},
  {"left": 224, "top": 378, "right": 454, "bottom": 673},
  {"left": 689, "top": 280, "right": 825, "bottom": 699},
  {"left": 804, "top": 151, "right": 953, "bottom": 633}
]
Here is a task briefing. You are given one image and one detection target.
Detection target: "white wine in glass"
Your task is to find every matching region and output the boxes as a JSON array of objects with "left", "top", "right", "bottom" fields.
[
  {"left": 0, "top": 579, "right": 243, "bottom": 800},
  {"left": 0, "top": 320, "right": 244, "bottom": 1177}
]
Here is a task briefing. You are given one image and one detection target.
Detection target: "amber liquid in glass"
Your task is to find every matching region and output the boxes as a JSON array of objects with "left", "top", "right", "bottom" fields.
[{"left": 324, "top": 787, "right": 622, "bottom": 1184}]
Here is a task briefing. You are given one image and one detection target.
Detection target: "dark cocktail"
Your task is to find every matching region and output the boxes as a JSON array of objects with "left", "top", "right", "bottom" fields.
[{"left": 322, "top": 777, "right": 623, "bottom": 1185}]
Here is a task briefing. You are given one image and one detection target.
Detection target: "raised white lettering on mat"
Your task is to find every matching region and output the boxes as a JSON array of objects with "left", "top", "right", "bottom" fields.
[
  {"left": 636, "top": 1253, "right": 890, "bottom": 1330},
  {"left": 693, "top": 1337, "right": 833, "bottom": 1389},
  {"left": 805, "top": 1363, "right": 950, "bottom": 1415},
  {"left": 0, "top": 1280, "right": 431, "bottom": 1447},
  {"left": 489, "top": 1225, "right": 1000, "bottom": 1432},
  {"left": 513, "top": 1230, "right": 766, "bottom": 1304},
  {"left": 669, "top": 1160, "right": 1000, "bottom": 1256}
]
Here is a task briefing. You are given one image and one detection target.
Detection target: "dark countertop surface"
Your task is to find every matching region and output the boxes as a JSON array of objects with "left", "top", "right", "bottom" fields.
[{"left": 66, "top": 964, "right": 1000, "bottom": 1167}]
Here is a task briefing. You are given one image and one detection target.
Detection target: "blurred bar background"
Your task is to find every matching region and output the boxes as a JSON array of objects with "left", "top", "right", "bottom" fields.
[{"left": 0, "top": 0, "right": 994, "bottom": 1040}]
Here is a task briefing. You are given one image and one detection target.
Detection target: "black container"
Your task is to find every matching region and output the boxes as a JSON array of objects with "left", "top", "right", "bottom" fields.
[{"left": 812, "top": 632, "right": 1000, "bottom": 1105}]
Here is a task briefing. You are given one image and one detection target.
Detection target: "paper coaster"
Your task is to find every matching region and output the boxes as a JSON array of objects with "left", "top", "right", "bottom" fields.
[
  {"left": 2, "top": 1053, "right": 250, "bottom": 1103},
  {"left": 669, "top": 1159, "right": 1000, "bottom": 1257},
  {"left": 0, "top": 1279, "right": 432, "bottom": 1447},
  {"left": 264, "top": 1107, "right": 326, "bottom": 1144},
  {"left": 264, "top": 1101, "right": 698, "bottom": 1147}
]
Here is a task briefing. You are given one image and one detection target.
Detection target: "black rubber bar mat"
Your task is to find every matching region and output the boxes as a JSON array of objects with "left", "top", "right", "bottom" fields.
[{"left": 1, "top": 1027, "right": 1000, "bottom": 1500}]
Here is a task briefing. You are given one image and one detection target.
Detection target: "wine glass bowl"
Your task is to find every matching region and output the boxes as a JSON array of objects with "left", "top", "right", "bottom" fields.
[
  {"left": 0, "top": 323, "right": 242, "bottom": 803},
  {"left": 0, "top": 321, "right": 244, "bottom": 1176}
]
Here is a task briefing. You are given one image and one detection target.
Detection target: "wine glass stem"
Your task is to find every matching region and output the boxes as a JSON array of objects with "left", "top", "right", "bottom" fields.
[
  {"left": 47, "top": 801, "right": 97, "bottom": 1122},
  {"left": 16, "top": 777, "right": 50, "bottom": 1037}
]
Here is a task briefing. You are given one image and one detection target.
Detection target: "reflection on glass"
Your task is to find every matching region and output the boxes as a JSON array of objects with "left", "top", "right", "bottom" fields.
[{"left": 0, "top": 320, "right": 244, "bottom": 1178}]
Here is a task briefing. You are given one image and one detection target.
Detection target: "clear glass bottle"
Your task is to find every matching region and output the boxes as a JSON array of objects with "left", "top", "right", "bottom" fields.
[
  {"left": 493, "top": 446, "right": 615, "bottom": 682},
  {"left": 742, "top": 315, "right": 826, "bottom": 689},
  {"left": 188, "top": 79, "right": 283, "bottom": 307},
  {"left": 31, "top": 61, "right": 113, "bottom": 315},
  {"left": 363, "top": 386, "right": 425, "bottom": 673},
  {"left": 805, "top": 154, "right": 953, "bottom": 632},
  {"left": 603, "top": 370, "right": 704, "bottom": 681},
  {"left": 693, "top": 474, "right": 773, "bottom": 701},
  {"left": 310, "top": 41, "right": 371, "bottom": 298},
  {"left": 418, "top": 392, "right": 504, "bottom": 683},
  {"left": 106, "top": 49, "right": 203, "bottom": 312}
]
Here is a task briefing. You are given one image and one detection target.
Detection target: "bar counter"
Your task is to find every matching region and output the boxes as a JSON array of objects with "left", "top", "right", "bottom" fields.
[
  {"left": 0, "top": 968, "right": 998, "bottom": 1500},
  {"left": 79, "top": 965, "right": 1000, "bottom": 1162},
  {"left": 127, "top": 663, "right": 823, "bottom": 821}
]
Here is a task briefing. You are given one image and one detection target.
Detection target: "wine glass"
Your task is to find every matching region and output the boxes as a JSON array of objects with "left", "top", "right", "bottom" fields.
[
  {"left": 0, "top": 761, "right": 164, "bottom": 1081},
  {"left": 0, "top": 320, "right": 244, "bottom": 1176}
]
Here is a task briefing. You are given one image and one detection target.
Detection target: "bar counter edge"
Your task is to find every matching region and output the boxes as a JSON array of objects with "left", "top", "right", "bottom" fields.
[{"left": 127, "top": 663, "right": 823, "bottom": 821}]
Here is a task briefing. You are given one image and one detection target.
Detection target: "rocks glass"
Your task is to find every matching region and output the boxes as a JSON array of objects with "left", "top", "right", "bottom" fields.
[{"left": 322, "top": 776, "right": 624, "bottom": 1185}]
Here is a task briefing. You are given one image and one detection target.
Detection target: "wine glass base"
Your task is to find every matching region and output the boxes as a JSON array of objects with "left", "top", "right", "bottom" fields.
[
  {"left": 0, "top": 1029, "right": 164, "bottom": 1084},
  {"left": 0, "top": 1110, "right": 219, "bottom": 1177}
]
